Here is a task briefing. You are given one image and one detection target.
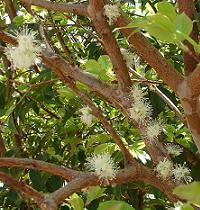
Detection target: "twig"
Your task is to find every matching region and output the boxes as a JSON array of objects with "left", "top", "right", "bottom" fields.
[
  {"left": 48, "top": 13, "right": 74, "bottom": 64},
  {"left": 63, "top": 78, "right": 135, "bottom": 163}
]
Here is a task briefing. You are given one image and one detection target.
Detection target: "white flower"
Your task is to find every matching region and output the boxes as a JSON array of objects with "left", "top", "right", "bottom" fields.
[
  {"left": 120, "top": 49, "right": 135, "bottom": 67},
  {"left": 168, "top": 201, "right": 183, "bottom": 210},
  {"left": 145, "top": 120, "right": 162, "bottom": 143},
  {"left": 155, "top": 158, "right": 173, "bottom": 180},
  {"left": 166, "top": 144, "right": 183, "bottom": 157},
  {"left": 172, "top": 164, "right": 192, "bottom": 183},
  {"left": 104, "top": 4, "right": 120, "bottom": 24},
  {"left": 5, "top": 29, "right": 40, "bottom": 69},
  {"left": 129, "top": 100, "right": 152, "bottom": 124},
  {"left": 130, "top": 85, "right": 147, "bottom": 102},
  {"left": 79, "top": 106, "right": 95, "bottom": 126},
  {"left": 86, "top": 153, "right": 117, "bottom": 183}
]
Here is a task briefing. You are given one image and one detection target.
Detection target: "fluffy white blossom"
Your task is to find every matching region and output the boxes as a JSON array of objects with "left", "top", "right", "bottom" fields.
[
  {"left": 155, "top": 158, "right": 173, "bottom": 180},
  {"left": 166, "top": 144, "right": 183, "bottom": 157},
  {"left": 79, "top": 106, "right": 95, "bottom": 126},
  {"left": 104, "top": 4, "right": 120, "bottom": 24},
  {"left": 130, "top": 85, "right": 147, "bottom": 102},
  {"left": 172, "top": 164, "right": 192, "bottom": 183},
  {"left": 86, "top": 153, "right": 117, "bottom": 183},
  {"left": 5, "top": 29, "right": 40, "bottom": 69},
  {"left": 168, "top": 201, "right": 184, "bottom": 210},
  {"left": 120, "top": 49, "right": 135, "bottom": 67},
  {"left": 145, "top": 120, "right": 162, "bottom": 143},
  {"left": 129, "top": 99, "right": 152, "bottom": 124}
]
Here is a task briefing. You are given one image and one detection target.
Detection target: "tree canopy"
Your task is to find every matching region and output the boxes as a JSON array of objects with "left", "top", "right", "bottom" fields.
[{"left": 1, "top": 0, "right": 200, "bottom": 209}]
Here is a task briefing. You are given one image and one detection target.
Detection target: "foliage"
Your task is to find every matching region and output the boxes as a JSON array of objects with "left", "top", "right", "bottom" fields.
[{"left": 0, "top": 0, "right": 200, "bottom": 210}]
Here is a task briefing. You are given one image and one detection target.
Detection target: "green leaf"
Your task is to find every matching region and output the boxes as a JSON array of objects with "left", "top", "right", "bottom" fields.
[
  {"left": 97, "top": 200, "right": 135, "bottom": 210},
  {"left": 57, "top": 87, "right": 75, "bottom": 99},
  {"left": 29, "top": 170, "right": 46, "bottom": 191},
  {"left": 181, "top": 204, "right": 194, "bottom": 210},
  {"left": 86, "top": 186, "right": 106, "bottom": 205},
  {"left": 84, "top": 59, "right": 102, "bottom": 75},
  {"left": 173, "top": 182, "right": 200, "bottom": 206},
  {"left": 157, "top": 2, "right": 176, "bottom": 21},
  {"left": 68, "top": 193, "right": 84, "bottom": 210},
  {"left": 98, "top": 55, "right": 112, "bottom": 71},
  {"left": 46, "top": 176, "right": 63, "bottom": 192},
  {"left": 147, "top": 14, "right": 176, "bottom": 43},
  {"left": 13, "top": 16, "right": 24, "bottom": 26},
  {"left": 175, "top": 13, "right": 193, "bottom": 41}
]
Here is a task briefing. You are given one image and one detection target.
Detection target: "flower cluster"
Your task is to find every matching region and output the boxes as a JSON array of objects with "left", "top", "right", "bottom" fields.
[
  {"left": 129, "top": 85, "right": 163, "bottom": 143},
  {"left": 154, "top": 158, "right": 173, "bottom": 180},
  {"left": 5, "top": 29, "right": 40, "bottom": 69},
  {"left": 79, "top": 106, "right": 95, "bottom": 126},
  {"left": 145, "top": 120, "right": 163, "bottom": 144},
  {"left": 86, "top": 152, "right": 117, "bottom": 183},
  {"left": 166, "top": 144, "right": 183, "bottom": 157},
  {"left": 104, "top": 4, "right": 120, "bottom": 25},
  {"left": 172, "top": 164, "right": 192, "bottom": 183},
  {"left": 129, "top": 85, "right": 152, "bottom": 124},
  {"left": 120, "top": 49, "right": 135, "bottom": 68},
  {"left": 155, "top": 158, "right": 192, "bottom": 183}
]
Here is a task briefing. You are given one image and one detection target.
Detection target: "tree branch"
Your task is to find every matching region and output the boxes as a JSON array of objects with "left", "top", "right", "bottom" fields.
[
  {"left": 19, "top": 0, "right": 88, "bottom": 16},
  {"left": 187, "top": 65, "right": 200, "bottom": 97},
  {"left": 62, "top": 79, "right": 135, "bottom": 163},
  {"left": 0, "top": 158, "right": 81, "bottom": 181},
  {"left": 3, "top": 0, "right": 17, "bottom": 21},
  {"left": 88, "top": 0, "right": 132, "bottom": 93},
  {"left": 0, "top": 133, "right": 6, "bottom": 157},
  {"left": 0, "top": 31, "right": 122, "bottom": 110},
  {"left": 177, "top": 0, "right": 199, "bottom": 75},
  {"left": 51, "top": 164, "right": 177, "bottom": 205},
  {"left": 129, "top": 68, "right": 186, "bottom": 124},
  {"left": 41, "top": 53, "right": 122, "bottom": 109},
  {"left": 0, "top": 171, "right": 43, "bottom": 203},
  {"left": 0, "top": 29, "right": 17, "bottom": 45},
  {"left": 114, "top": 14, "right": 184, "bottom": 94}
]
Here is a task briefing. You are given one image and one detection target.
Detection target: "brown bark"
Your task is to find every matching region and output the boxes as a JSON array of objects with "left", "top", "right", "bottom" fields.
[
  {"left": 3, "top": 0, "right": 17, "bottom": 21},
  {"left": 114, "top": 16, "right": 184, "bottom": 94},
  {"left": 88, "top": 0, "right": 132, "bottom": 93},
  {"left": 62, "top": 79, "right": 135, "bottom": 163},
  {"left": 19, "top": 0, "right": 88, "bottom": 16},
  {"left": 0, "top": 134, "right": 6, "bottom": 157},
  {"left": 0, "top": 158, "right": 80, "bottom": 181},
  {"left": 177, "top": 0, "right": 199, "bottom": 75},
  {"left": 0, "top": 172, "right": 43, "bottom": 203}
]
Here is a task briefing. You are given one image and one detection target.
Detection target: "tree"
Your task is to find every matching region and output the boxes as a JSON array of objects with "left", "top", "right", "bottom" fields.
[{"left": 0, "top": 0, "right": 200, "bottom": 209}]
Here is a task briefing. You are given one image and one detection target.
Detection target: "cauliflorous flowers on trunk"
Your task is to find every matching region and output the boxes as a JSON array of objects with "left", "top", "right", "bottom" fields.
[
  {"left": 166, "top": 144, "right": 183, "bottom": 157},
  {"left": 129, "top": 99, "right": 152, "bottom": 124},
  {"left": 129, "top": 85, "right": 152, "bottom": 124},
  {"left": 5, "top": 29, "right": 40, "bottom": 69},
  {"left": 79, "top": 106, "right": 95, "bottom": 126},
  {"left": 130, "top": 85, "right": 147, "bottom": 101},
  {"left": 172, "top": 164, "right": 192, "bottom": 183},
  {"left": 86, "top": 153, "right": 117, "bottom": 183},
  {"left": 155, "top": 158, "right": 173, "bottom": 180},
  {"left": 104, "top": 4, "right": 120, "bottom": 25},
  {"left": 145, "top": 119, "right": 163, "bottom": 143},
  {"left": 120, "top": 49, "right": 135, "bottom": 68}
]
